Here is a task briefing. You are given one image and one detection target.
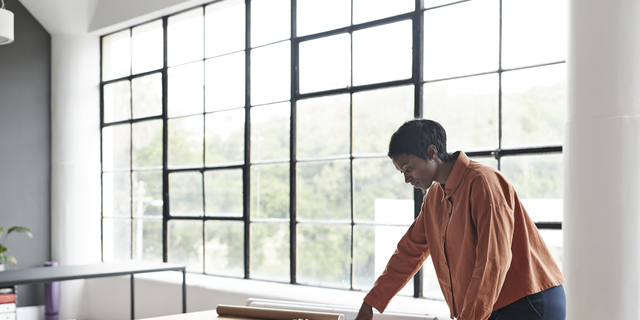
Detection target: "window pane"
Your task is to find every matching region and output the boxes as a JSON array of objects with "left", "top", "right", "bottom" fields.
[
  {"left": 102, "top": 29, "right": 130, "bottom": 81},
  {"left": 502, "top": 0, "right": 567, "bottom": 68},
  {"left": 352, "top": 85, "right": 414, "bottom": 155},
  {"left": 169, "top": 220, "right": 203, "bottom": 272},
  {"left": 352, "top": 0, "right": 414, "bottom": 24},
  {"left": 501, "top": 154, "right": 563, "bottom": 222},
  {"left": 168, "top": 61, "right": 204, "bottom": 118},
  {"left": 299, "top": 34, "right": 351, "bottom": 94},
  {"left": 353, "top": 225, "right": 413, "bottom": 295},
  {"left": 168, "top": 8, "right": 204, "bottom": 66},
  {"left": 205, "top": 169, "right": 243, "bottom": 217},
  {"left": 205, "top": 0, "right": 245, "bottom": 57},
  {"left": 132, "top": 73, "right": 162, "bottom": 119},
  {"left": 297, "top": 224, "right": 350, "bottom": 288},
  {"left": 424, "top": 0, "right": 459, "bottom": 8},
  {"left": 103, "top": 172, "right": 131, "bottom": 217},
  {"left": 205, "top": 109, "right": 245, "bottom": 165},
  {"left": 103, "top": 218, "right": 132, "bottom": 261},
  {"left": 132, "top": 170, "right": 163, "bottom": 217},
  {"left": 102, "top": 124, "right": 131, "bottom": 171},
  {"left": 205, "top": 52, "right": 245, "bottom": 112},
  {"left": 132, "top": 20, "right": 163, "bottom": 74},
  {"left": 353, "top": 21, "right": 412, "bottom": 86},
  {"left": 251, "top": 102, "right": 290, "bottom": 162},
  {"left": 251, "top": 223, "right": 290, "bottom": 281},
  {"left": 297, "top": 0, "right": 350, "bottom": 36},
  {"left": 424, "top": 0, "right": 499, "bottom": 80},
  {"left": 133, "top": 219, "right": 163, "bottom": 262},
  {"left": 168, "top": 115, "right": 204, "bottom": 168},
  {"left": 251, "top": 41, "right": 291, "bottom": 105},
  {"left": 205, "top": 220, "right": 244, "bottom": 277},
  {"left": 297, "top": 161, "right": 351, "bottom": 221},
  {"left": 539, "top": 229, "right": 563, "bottom": 270},
  {"left": 251, "top": 164, "right": 290, "bottom": 219},
  {"left": 251, "top": 0, "right": 290, "bottom": 47},
  {"left": 104, "top": 80, "right": 131, "bottom": 123},
  {"left": 132, "top": 120, "right": 163, "bottom": 169},
  {"left": 423, "top": 74, "right": 499, "bottom": 152},
  {"left": 353, "top": 158, "right": 414, "bottom": 222},
  {"left": 169, "top": 171, "right": 203, "bottom": 217},
  {"left": 422, "top": 256, "right": 444, "bottom": 300},
  {"left": 471, "top": 156, "right": 498, "bottom": 169},
  {"left": 502, "top": 64, "right": 566, "bottom": 148},
  {"left": 297, "top": 94, "right": 350, "bottom": 158}
]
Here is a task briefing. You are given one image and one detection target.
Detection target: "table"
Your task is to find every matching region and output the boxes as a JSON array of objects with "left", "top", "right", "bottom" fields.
[
  {"left": 0, "top": 261, "right": 186, "bottom": 320},
  {"left": 141, "top": 311, "right": 254, "bottom": 320}
]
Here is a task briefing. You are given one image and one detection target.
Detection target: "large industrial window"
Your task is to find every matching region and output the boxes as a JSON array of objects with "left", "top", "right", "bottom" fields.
[{"left": 100, "top": 0, "right": 566, "bottom": 299}]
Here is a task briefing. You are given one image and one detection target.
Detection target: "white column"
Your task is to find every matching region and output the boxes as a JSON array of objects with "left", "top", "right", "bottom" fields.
[
  {"left": 565, "top": 0, "right": 640, "bottom": 319},
  {"left": 50, "top": 34, "right": 102, "bottom": 319}
]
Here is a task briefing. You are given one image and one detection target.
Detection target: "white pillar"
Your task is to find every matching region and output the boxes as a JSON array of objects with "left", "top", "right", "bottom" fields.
[
  {"left": 50, "top": 34, "right": 102, "bottom": 319},
  {"left": 565, "top": 0, "right": 640, "bottom": 319}
]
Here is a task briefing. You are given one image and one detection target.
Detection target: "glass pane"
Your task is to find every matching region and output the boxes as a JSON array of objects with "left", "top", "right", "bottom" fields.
[
  {"left": 538, "top": 229, "right": 563, "bottom": 270},
  {"left": 353, "top": 225, "right": 413, "bottom": 295},
  {"left": 251, "top": 223, "right": 290, "bottom": 281},
  {"left": 502, "top": 64, "right": 566, "bottom": 148},
  {"left": 299, "top": 34, "right": 351, "bottom": 94},
  {"left": 251, "top": 164, "right": 290, "bottom": 219},
  {"left": 132, "top": 170, "right": 163, "bottom": 217},
  {"left": 205, "top": 169, "right": 243, "bottom": 217},
  {"left": 251, "top": 0, "right": 290, "bottom": 47},
  {"left": 103, "top": 80, "right": 131, "bottom": 123},
  {"left": 132, "top": 20, "right": 163, "bottom": 74},
  {"left": 502, "top": 0, "right": 567, "bottom": 68},
  {"left": 132, "top": 73, "right": 162, "bottom": 119},
  {"left": 205, "top": 220, "right": 244, "bottom": 277},
  {"left": 423, "top": 74, "right": 499, "bottom": 152},
  {"left": 352, "top": 85, "right": 414, "bottom": 155},
  {"left": 103, "top": 172, "right": 131, "bottom": 217},
  {"left": 205, "top": 52, "right": 245, "bottom": 112},
  {"left": 169, "top": 171, "right": 203, "bottom": 217},
  {"left": 102, "top": 29, "right": 130, "bottom": 81},
  {"left": 353, "top": 158, "right": 414, "bottom": 222},
  {"left": 168, "top": 61, "right": 204, "bottom": 118},
  {"left": 169, "top": 220, "right": 203, "bottom": 272},
  {"left": 422, "top": 256, "right": 444, "bottom": 299},
  {"left": 353, "top": 21, "right": 412, "bottom": 86},
  {"left": 297, "top": 94, "right": 350, "bottom": 158},
  {"left": 470, "top": 156, "right": 498, "bottom": 169},
  {"left": 205, "top": 0, "right": 246, "bottom": 57},
  {"left": 205, "top": 109, "right": 245, "bottom": 165},
  {"left": 168, "top": 115, "right": 204, "bottom": 168},
  {"left": 132, "top": 219, "right": 163, "bottom": 262},
  {"left": 501, "top": 154, "right": 563, "bottom": 222},
  {"left": 353, "top": 0, "right": 414, "bottom": 24},
  {"left": 297, "top": 224, "right": 350, "bottom": 288},
  {"left": 251, "top": 41, "right": 291, "bottom": 105},
  {"left": 424, "top": 0, "right": 499, "bottom": 80},
  {"left": 297, "top": 0, "right": 350, "bottom": 36},
  {"left": 102, "top": 124, "right": 131, "bottom": 171},
  {"left": 251, "top": 102, "right": 290, "bottom": 162},
  {"left": 103, "top": 218, "right": 131, "bottom": 261},
  {"left": 168, "top": 7, "right": 204, "bottom": 66},
  {"left": 424, "top": 0, "right": 460, "bottom": 8},
  {"left": 132, "top": 120, "right": 163, "bottom": 169},
  {"left": 297, "top": 160, "right": 351, "bottom": 221}
]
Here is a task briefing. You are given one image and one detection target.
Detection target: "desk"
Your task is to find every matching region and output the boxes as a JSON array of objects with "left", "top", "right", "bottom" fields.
[
  {"left": 139, "top": 310, "right": 223, "bottom": 320},
  {"left": 0, "top": 261, "right": 186, "bottom": 320}
]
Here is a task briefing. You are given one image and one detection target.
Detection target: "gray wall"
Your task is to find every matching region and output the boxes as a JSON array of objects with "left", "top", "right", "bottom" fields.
[{"left": 0, "top": 0, "right": 51, "bottom": 306}]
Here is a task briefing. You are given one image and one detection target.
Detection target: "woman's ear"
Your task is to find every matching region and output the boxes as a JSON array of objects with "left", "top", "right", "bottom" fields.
[{"left": 427, "top": 145, "right": 438, "bottom": 160}]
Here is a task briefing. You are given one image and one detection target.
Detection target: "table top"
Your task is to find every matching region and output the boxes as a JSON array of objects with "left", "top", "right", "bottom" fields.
[
  {"left": 140, "top": 311, "right": 252, "bottom": 320},
  {"left": 0, "top": 261, "right": 185, "bottom": 287}
]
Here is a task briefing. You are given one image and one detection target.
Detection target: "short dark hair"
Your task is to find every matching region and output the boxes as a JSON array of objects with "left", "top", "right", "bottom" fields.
[{"left": 388, "top": 119, "right": 457, "bottom": 161}]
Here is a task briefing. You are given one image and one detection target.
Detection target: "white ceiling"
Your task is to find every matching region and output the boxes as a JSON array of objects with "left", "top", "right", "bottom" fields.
[{"left": 18, "top": 0, "right": 211, "bottom": 36}]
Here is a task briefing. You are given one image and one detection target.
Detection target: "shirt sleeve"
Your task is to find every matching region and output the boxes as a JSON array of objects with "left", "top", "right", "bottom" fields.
[
  {"left": 363, "top": 202, "right": 431, "bottom": 314},
  {"left": 459, "top": 177, "right": 515, "bottom": 320}
]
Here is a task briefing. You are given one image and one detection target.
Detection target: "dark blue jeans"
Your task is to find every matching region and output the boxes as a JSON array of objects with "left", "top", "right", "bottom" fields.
[{"left": 487, "top": 285, "right": 566, "bottom": 320}]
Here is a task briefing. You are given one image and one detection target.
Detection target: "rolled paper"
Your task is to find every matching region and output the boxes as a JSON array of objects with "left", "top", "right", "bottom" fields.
[{"left": 217, "top": 304, "right": 345, "bottom": 320}]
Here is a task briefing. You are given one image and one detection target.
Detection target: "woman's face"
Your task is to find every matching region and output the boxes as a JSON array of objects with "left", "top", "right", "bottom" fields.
[{"left": 391, "top": 154, "right": 437, "bottom": 190}]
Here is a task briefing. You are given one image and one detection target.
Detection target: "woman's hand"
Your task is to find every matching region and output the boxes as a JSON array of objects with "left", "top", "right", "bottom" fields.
[{"left": 354, "top": 301, "right": 373, "bottom": 320}]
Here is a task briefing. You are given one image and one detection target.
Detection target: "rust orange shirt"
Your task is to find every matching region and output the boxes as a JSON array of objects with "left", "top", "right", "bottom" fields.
[{"left": 363, "top": 152, "right": 565, "bottom": 320}]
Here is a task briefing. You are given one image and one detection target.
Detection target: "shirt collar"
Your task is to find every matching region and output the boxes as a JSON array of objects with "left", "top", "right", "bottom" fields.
[{"left": 442, "top": 151, "right": 469, "bottom": 198}]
